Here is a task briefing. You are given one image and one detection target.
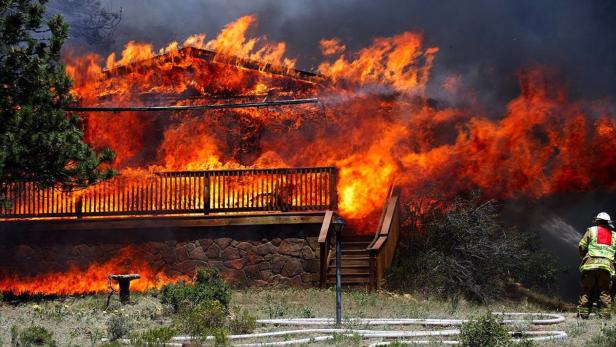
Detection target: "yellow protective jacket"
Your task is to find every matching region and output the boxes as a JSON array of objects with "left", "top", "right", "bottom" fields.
[{"left": 579, "top": 226, "right": 616, "bottom": 276}]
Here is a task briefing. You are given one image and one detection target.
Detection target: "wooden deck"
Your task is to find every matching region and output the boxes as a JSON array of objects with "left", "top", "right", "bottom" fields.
[{"left": 0, "top": 211, "right": 327, "bottom": 233}]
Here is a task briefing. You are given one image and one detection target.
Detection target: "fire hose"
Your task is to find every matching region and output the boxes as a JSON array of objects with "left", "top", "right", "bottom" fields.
[{"left": 156, "top": 312, "right": 567, "bottom": 346}]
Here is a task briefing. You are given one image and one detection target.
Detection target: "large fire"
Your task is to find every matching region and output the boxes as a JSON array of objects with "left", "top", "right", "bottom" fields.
[
  {"left": 2, "top": 14, "right": 615, "bottom": 295},
  {"left": 65, "top": 15, "right": 616, "bottom": 221},
  {"left": 0, "top": 246, "right": 186, "bottom": 295}
]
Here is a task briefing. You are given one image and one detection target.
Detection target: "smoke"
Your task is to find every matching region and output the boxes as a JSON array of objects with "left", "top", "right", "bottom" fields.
[{"left": 70, "top": 0, "right": 616, "bottom": 115}]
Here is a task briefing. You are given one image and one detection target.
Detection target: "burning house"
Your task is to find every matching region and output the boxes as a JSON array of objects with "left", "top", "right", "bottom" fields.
[{"left": 1, "top": 14, "right": 616, "bottom": 297}]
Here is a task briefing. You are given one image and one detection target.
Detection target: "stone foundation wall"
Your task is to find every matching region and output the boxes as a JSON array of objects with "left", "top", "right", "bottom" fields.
[
  {"left": 150, "top": 236, "right": 320, "bottom": 287},
  {"left": 0, "top": 217, "right": 323, "bottom": 288}
]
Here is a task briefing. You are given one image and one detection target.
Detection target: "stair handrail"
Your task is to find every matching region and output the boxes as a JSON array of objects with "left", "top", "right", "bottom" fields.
[
  {"left": 367, "top": 185, "right": 401, "bottom": 290},
  {"left": 318, "top": 210, "right": 335, "bottom": 287}
]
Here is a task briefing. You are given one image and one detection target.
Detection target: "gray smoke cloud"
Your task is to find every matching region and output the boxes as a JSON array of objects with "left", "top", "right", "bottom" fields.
[{"left": 61, "top": 0, "right": 616, "bottom": 115}]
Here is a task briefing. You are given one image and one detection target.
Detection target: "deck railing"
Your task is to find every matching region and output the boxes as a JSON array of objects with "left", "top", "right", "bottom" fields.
[
  {"left": 367, "top": 185, "right": 401, "bottom": 290},
  {"left": 0, "top": 167, "right": 337, "bottom": 219}
]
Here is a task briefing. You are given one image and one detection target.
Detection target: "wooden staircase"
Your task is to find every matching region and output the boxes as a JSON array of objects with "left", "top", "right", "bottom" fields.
[
  {"left": 318, "top": 185, "right": 401, "bottom": 290},
  {"left": 325, "top": 239, "right": 372, "bottom": 287}
]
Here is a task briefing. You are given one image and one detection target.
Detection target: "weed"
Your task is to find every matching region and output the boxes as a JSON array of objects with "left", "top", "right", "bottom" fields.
[
  {"left": 99, "top": 342, "right": 122, "bottom": 347},
  {"left": 328, "top": 332, "right": 361, "bottom": 346},
  {"left": 459, "top": 312, "right": 512, "bottom": 347},
  {"left": 19, "top": 326, "right": 57, "bottom": 347},
  {"left": 176, "top": 300, "right": 226, "bottom": 341},
  {"left": 11, "top": 325, "right": 19, "bottom": 346},
  {"left": 83, "top": 328, "right": 104, "bottom": 347},
  {"left": 514, "top": 338, "right": 536, "bottom": 347},
  {"left": 229, "top": 306, "right": 257, "bottom": 334},
  {"left": 587, "top": 324, "right": 616, "bottom": 347},
  {"left": 130, "top": 327, "right": 177, "bottom": 346},
  {"left": 569, "top": 319, "right": 587, "bottom": 338},
  {"left": 212, "top": 327, "right": 230, "bottom": 346},
  {"left": 264, "top": 293, "right": 288, "bottom": 318},
  {"left": 160, "top": 267, "right": 231, "bottom": 312},
  {"left": 106, "top": 314, "right": 131, "bottom": 341},
  {"left": 301, "top": 306, "right": 315, "bottom": 318}
]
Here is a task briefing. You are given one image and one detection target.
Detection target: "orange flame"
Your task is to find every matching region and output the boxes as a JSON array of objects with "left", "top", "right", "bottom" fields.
[
  {"left": 63, "top": 15, "right": 616, "bottom": 225},
  {"left": 0, "top": 246, "right": 187, "bottom": 295}
]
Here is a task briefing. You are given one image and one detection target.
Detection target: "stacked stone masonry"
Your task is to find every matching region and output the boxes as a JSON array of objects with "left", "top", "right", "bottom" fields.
[
  {"left": 155, "top": 236, "right": 320, "bottom": 287},
  {"left": 0, "top": 221, "right": 323, "bottom": 289}
]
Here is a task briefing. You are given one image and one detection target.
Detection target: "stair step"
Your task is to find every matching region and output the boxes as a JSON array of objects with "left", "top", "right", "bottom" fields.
[
  {"left": 332, "top": 255, "right": 371, "bottom": 260},
  {"left": 341, "top": 249, "right": 370, "bottom": 254},
  {"left": 326, "top": 276, "right": 370, "bottom": 284},
  {"left": 341, "top": 236, "right": 372, "bottom": 243},
  {"left": 328, "top": 269, "right": 370, "bottom": 275},
  {"left": 330, "top": 260, "right": 370, "bottom": 267},
  {"left": 327, "top": 263, "right": 370, "bottom": 270},
  {"left": 327, "top": 272, "right": 370, "bottom": 278},
  {"left": 342, "top": 242, "right": 370, "bottom": 250}
]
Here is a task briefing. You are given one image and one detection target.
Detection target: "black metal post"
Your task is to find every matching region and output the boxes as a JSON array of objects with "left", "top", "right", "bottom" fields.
[{"left": 335, "top": 223, "right": 342, "bottom": 325}]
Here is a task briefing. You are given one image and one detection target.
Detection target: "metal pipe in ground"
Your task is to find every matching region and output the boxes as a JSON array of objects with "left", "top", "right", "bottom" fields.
[{"left": 335, "top": 223, "right": 342, "bottom": 325}]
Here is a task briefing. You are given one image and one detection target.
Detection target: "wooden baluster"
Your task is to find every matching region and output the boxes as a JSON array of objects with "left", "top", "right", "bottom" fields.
[
  {"left": 204, "top": 173, "right": 210, "bottom": 214},
  {"left": 216, "top": 173, "right": 220, "bottom": 211},
  {"left": 183, "top": 174, "right": 187, "bottom": 211},
  {"left": 175, "top": 174, "right": 179, "bottom": 211},
  {"left": 260, "top": 171, "right": 265, "bottom": 210},
  {"left": 242, "top": 171, "right": 246, "bottom": 209},
  {"left": 192, "top": 174, "right": 196, "bottom": 211},
  {"left": 232, "top": 172, "right": 236, "bottom": 210}
]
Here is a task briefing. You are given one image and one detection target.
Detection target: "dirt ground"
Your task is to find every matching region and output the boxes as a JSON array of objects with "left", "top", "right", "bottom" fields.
[{"left": 0, "top": 288, "right": 610, "bottom": 346}]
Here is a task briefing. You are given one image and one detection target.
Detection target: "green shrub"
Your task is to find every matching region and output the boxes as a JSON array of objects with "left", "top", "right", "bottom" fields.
[
  {"left": 19, "top": 326, "right": 56, "bottom": 347},
  {"left": 176, "top": 300, "right": 227, "bottom": 340},
  {"left": 106, "top": 314, "right": 131, "bottom": 341},
  {"left": 264, "top": 292, "right": 288, "bottom": 318},
  {"left": 587, "top": 324, "right": 616, "bottom": 347},
  {"left": 328, "top": 332, "right": 361, "bottom": 346},
  {"left": 459, "top": 313, "right": 511, "bottom": 347},
  {"left": 130, "top": 327, "right": 177, "bottom": 346},
  {"left": 212, "top": 328, "right": 230, "bottom": 347},
  {"left": 99, "top": 342, "right": 122, "bottom": 347},
  {"left": 301, "top": 306, "right": 315, "bottom": 318},
  {"left": 160, "top": 267, "right": 231, "bottom": 312},
  {"left": 515, "top": 338, "right": 536, "bottom": 347},
  {"left": 11, "top": 325, "right": 18, "bottom": 346},
  {"left": 387, "top": 195, "right": 558, "bottom": 302},
  {"left": 229, "top": 306, "right": 257, "bottom": 334}
]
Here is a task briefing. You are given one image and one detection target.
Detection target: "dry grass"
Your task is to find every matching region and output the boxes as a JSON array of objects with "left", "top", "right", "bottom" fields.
[{"left": 0, "top": 288, "right": 611, "bottom": 346}]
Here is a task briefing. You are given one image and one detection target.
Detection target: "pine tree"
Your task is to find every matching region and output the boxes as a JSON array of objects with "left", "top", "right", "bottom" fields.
[{"left": 0, "top": 0, "right": 114, "bottom": 197}]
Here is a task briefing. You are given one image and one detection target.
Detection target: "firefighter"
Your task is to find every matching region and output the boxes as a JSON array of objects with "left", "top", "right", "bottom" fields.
[{"left": 577, "top": 212, "right": 616, "bottom": 319}]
